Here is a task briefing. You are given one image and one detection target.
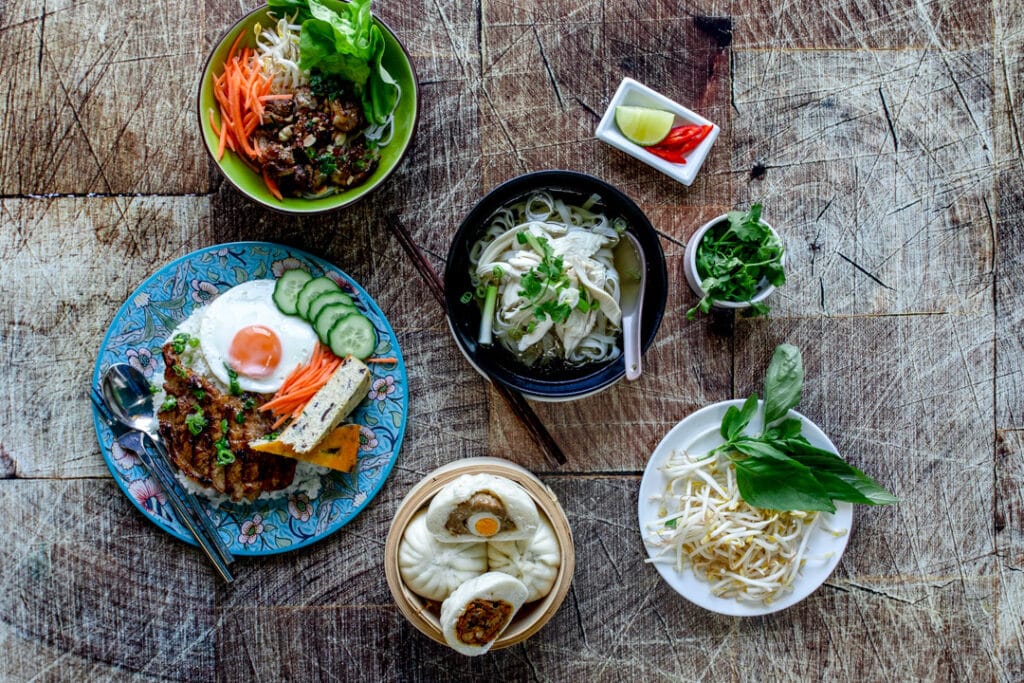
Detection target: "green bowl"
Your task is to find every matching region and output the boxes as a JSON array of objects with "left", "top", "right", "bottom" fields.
[{"left": 197, "top": 5, "right": 419, "bottom": 214}]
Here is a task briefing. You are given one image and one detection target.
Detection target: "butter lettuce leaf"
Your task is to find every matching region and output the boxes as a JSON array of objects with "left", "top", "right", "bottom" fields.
[{"left": 267, "top": 0, "right": 398, "bottom": 124}]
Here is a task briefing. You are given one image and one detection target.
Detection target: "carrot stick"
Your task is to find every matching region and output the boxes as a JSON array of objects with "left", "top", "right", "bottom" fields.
[
  {"left": 259, "top": 344, "right": 343, "bottom": 423},
  {"left": 366, "top": 358, "right": 398, "bottom": 364},
  {"left": 226, "top": 30, "right": 245, "bottom": 62},
  {"left": 262, "top": 169, "right": 283, "bottom": 201}
]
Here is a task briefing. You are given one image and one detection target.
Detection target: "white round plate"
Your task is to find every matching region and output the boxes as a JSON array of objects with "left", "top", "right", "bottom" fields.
[{"left": 637, "top": 399, "right": 854, "bottom": 616}]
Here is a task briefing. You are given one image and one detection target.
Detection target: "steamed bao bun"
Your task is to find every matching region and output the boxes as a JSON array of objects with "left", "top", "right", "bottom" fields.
[
  {"left": 398, "top": 510, "right": 488, "bottom": 601},
  {"left": 440, "top": 572, "right": 528, "bottom": 656},
  {"left": 488, "top": 515, "right": 561, "bottom": 602},
  {"left": 426, "top": 473, "right": 540, "bottom": 543}
]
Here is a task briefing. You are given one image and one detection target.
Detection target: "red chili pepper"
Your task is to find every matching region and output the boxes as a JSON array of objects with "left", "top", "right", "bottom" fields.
[
  {"left": 659, "top": 125, "right": 704, "bottom": 146},
  {"left": 645, "top": 125, "right": 712, "bottom": 164},
  {"left": 646, "top": 146, "right": 688, "bottom": 164}
]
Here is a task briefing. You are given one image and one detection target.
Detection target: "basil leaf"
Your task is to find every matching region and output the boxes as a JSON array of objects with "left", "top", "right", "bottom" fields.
[
  {"left": 763, "top": 344, "right": 803, "bottom": 425},
  {"left": 730, "top": 437, "right": 791, "bottom": 461},
  {"left": 777, "top": 437, "right": 898, "bottom": 505},
  {"left": 732, "top": 452, "right": 836, "bottom": 513},
  {"left": 721, "top": 395, "right": 760, "bottom": 442},
  {"left": 764, "top": 417, "right": 802, "bottom": 440}
]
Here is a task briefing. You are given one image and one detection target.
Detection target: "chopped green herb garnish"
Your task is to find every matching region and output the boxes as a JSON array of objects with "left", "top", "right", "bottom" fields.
[
  {"left": 688, "top": 203, "right": 785, "bottom": 319},
  {"left": 317, "top": 152, "right": 337, "bottom": 176},
  {"left": 214, "top": 420, "right": 235, "bottom": 466},
  {"left": 266, "top": 430, "right": 280, "bottom": 441},
  {"left": 665, "top": 518, "right": 678, "bottom": 529},
  {"left": 213, "top": 420, "right": 235, "bottom": 465},
  {"left": 188, "top": 337, "right": 200, "bottom": 348},
  {"left": 185, "top": 407, "right": 207, "bottom": 436},
  {"left": 492, "top": 265, "right": 505, "bottom": 279},
  {"left": 242, "top": 397, "right": 256, "bottom": 411},
  {"left": 225, "top": 365, "right": 241, "bottom": 396},
  {"left": 460, "top": 291, "right": 473, "bottom": 304},
  {"left": 234, "top": 411, "right": 246, "bottom": 424},
  {"left": 149, "top": 383, "right": 159, "bottom": 395},
  {"left": 192, "top": 389, "right": 206, "bottom": 400},
  {"left": 159, "top": 395, "right": 177, "bottom": 412},
  {"left": 171, "top": 333, "right": 192, "bottom": 354},
  {"left": 172, "top": 364, "right": 187, "bottom": 378}
]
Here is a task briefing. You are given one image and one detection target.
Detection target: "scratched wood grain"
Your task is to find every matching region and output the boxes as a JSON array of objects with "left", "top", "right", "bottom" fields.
[
  {"left": 993, "top": 0, "right": 1024, "bottom": 430},
  {"left": 731, "top": 48, "right": 995, "bottom": 317},
  {"left": 0, "top": 196, "right": 210, "bottom": 478},
  {"left": 1, "top": 0, "right": 1022, "bottom": 678},
  {"left": 995, "top": 430, "right": 1024, "bottom": 679},
  {"left": 733, "top": 316, "right": 995, "bottom": 581},
  {"left": 734, "top": 0, "right": 992, "bottom": 49},
  {"left": 0, "top": 0, "right": 207, "bottom": 195},
  {"left": 206, "top": 477, "right": 1000, "bottom": 681},
  {"left": 0, "top": 479, "right": 217, "bottom": 682}
]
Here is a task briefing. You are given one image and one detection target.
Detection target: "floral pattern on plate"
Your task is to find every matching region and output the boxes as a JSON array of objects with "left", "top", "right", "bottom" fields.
[{"left": 91, "top": 242, "right": 408, "bottom": 555}]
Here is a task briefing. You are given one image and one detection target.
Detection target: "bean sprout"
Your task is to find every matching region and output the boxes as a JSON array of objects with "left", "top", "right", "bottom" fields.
[
  {"left": 255, "top": 14, "right": 307, "bottom": 91},
  {"left": 644, "top": 449, "right": 830, "bottom": 604}
]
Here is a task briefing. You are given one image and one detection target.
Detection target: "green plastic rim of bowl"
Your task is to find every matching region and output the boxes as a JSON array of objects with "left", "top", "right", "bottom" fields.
[{"left": 197, "top": 5, "right": 419, "bottom": 214}]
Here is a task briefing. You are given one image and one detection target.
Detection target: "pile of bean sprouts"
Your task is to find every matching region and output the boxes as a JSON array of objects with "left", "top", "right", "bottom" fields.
[
  {"left": 644, "top": 449, "right": 840, "bottom": 604},
  {"left": 255, "top": 15, "right": 307, "bottom": 92}
]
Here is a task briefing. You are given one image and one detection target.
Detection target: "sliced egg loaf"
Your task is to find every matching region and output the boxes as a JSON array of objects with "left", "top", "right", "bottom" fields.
[{"left": 278, "top": 356, "right": 371, "bottom": 453}]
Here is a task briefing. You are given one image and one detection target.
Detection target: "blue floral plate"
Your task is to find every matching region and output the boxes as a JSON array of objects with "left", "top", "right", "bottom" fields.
[{"left": 91, "top": 242, "right": 408, "bottom": 555}]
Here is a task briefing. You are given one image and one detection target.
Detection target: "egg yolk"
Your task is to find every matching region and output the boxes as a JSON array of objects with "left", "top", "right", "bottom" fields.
[
  {"left": 228, "top": 325, "right": 282, "bottom": 378},
  {"left": 473, "top": 517, "right": 500, "bottom": 537}
]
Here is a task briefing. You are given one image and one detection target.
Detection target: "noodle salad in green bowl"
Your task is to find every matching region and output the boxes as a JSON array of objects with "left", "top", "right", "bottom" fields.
[{"left": 197, "top": 0, "right": 418, "bottom": 213}]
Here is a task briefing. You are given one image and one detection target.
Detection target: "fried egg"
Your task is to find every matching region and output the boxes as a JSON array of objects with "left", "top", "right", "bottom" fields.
[{"left": 198, "top": 280, "right": 317, "bottom": 393}]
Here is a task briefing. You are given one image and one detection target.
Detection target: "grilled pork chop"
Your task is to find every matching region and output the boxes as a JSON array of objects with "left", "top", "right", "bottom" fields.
[{"left": 159, "top": 345, "right": 296, "bottom": 500}]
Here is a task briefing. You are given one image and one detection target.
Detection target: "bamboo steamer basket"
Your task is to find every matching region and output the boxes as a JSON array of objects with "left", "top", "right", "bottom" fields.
[{"left": 384, "top": 457, "right": 575, "bottom": 650}]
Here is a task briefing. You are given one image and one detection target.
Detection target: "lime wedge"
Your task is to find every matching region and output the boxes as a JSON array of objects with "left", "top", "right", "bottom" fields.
[{"left": 614, "top": 106, "right": 674, "bottom": 146}]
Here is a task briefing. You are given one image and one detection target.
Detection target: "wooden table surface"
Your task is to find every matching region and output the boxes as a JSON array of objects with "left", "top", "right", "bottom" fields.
[{"left": 1, "top": 0, "right": 1022, "bottom": 679}]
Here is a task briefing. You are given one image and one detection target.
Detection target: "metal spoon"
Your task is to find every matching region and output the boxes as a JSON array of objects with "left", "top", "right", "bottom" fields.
[
  {"left": 102, "top": 363, "right": 164, "bottom": 445},
  {"left": 613, "top": 232, "right": 647, "bottom": 381},
  {"left": 101, "top": 364, "right": 235, "bottom": 578}
]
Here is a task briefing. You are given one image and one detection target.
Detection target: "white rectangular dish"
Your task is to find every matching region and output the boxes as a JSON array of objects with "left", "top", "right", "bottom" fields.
[{"left": 595, "top": 77, "right": 719, "bottom": 186}]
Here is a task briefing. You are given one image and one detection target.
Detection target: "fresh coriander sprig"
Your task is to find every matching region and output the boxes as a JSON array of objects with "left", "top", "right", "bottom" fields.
[
  {"left": 477, "top": 230, "right": 573, "bottom": 345},
  {"left": 710, "top": 344, "right": 897, "bottom": 512},
  {"left": 688, "top": 203, "right": 785, "bottom": 319}
]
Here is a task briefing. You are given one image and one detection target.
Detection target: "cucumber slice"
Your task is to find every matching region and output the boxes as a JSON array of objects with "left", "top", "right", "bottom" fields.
[
  {"left": 328, "top": 313, "right": 377, "bottom": 360},
  {"left": 314, "top": 302, "right": 358, "bottom": 344},
  {"left": 297, "top": 277, "right": 341, "bottom": 320},
  {"left": 307, "top": 290, "right": 355, "bottom": 323},
  {"left": 273, "top": 270, "right": 313, "bottom": 316}
]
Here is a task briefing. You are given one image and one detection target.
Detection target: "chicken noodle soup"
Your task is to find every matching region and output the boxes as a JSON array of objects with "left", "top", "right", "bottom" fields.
[{"left": 468, "top": 192, "right": 625, "bottom": 368}]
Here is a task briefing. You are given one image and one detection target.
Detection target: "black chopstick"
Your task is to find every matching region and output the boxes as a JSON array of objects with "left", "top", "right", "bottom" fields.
[{"left": 385, "top": 214, "right": 567, "bottom": 466}]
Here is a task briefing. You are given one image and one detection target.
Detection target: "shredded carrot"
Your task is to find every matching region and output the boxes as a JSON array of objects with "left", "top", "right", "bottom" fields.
[
  {"left": 226, "top": 30, "right": 245, "bottom": 62},
  {"left": 260, "top": 343, "right": 343, "bottom": 427},
  {"left": 211, "top": 39, "right": 285, "bottom": 199},
  {"left": 262, "top": 169, "right": 283, "bottom": 201},
  {"left": 366, "top": 358, "right": 398, "bottom": 364}
]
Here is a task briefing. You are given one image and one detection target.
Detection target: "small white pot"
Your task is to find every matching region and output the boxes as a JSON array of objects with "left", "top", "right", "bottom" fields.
[{"left": 683, "top": 214, "right": 784, "bottom": 310}]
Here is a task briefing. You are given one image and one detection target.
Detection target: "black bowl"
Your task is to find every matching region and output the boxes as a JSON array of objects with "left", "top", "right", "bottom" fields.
[{"left": 443, "top": 170, "right": 668, "bottom": 401}]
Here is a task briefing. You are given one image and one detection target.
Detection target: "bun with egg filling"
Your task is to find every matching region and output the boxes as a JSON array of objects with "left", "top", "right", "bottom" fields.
[
  {"left": 440, "top": 572, "right": 528, "bottom": 656},
  {"left": 426, "top": 474, "right": 539, "bottom": 543}
]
